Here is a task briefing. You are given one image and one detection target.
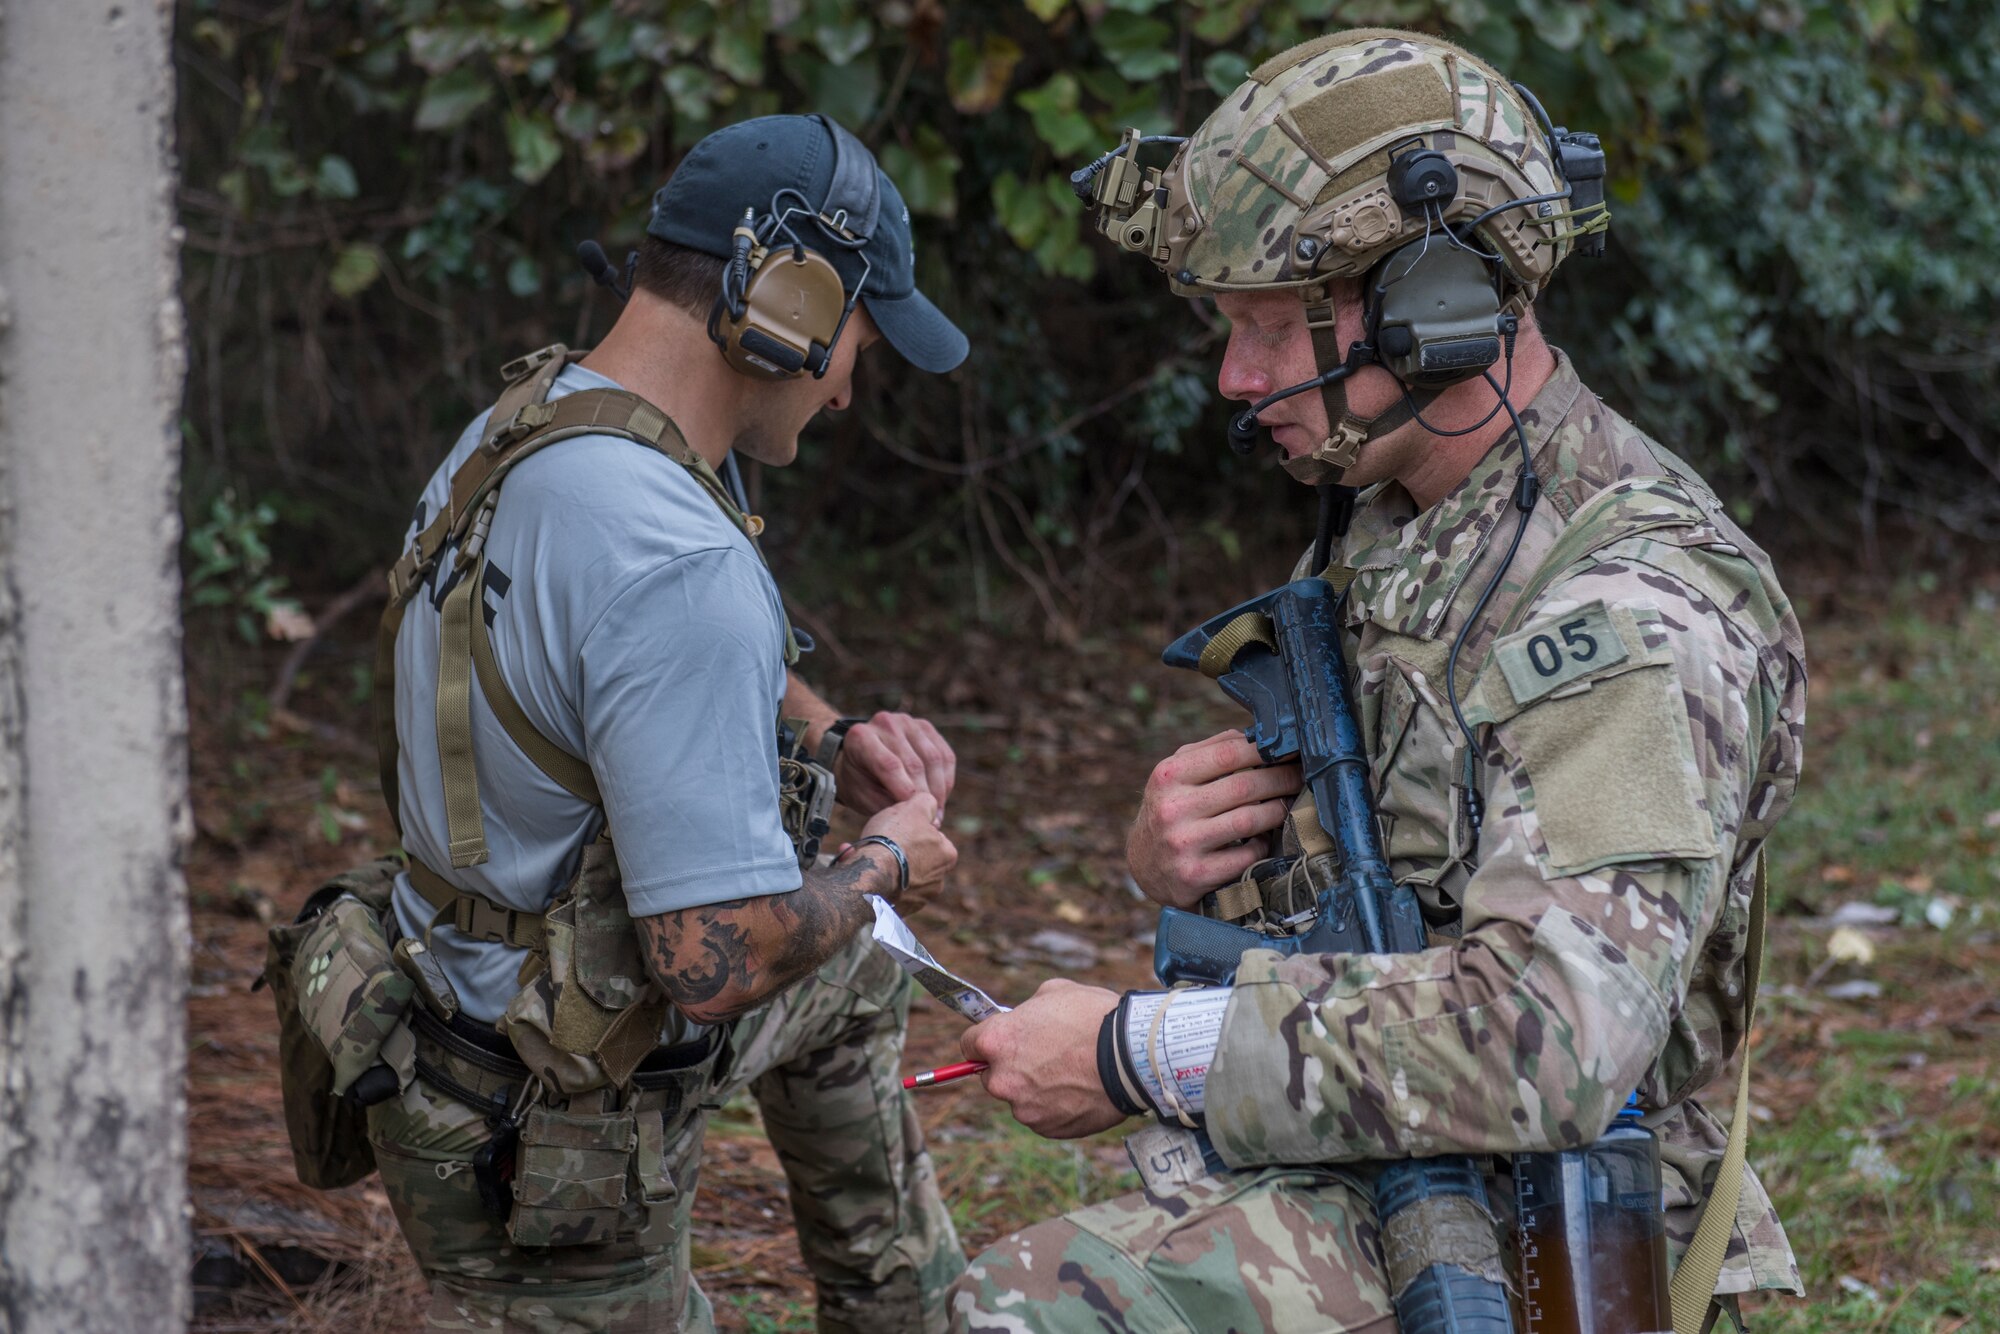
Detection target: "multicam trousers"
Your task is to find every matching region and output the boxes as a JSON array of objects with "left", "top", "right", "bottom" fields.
[
  {"left": 368, "top": 929, "right": 964, "bottom": 1333},
  {"left": 950, "top": 1165, "right": 1395, "bottom": 1334},
  {"left": 951, "top": 1166, "right": 1755, "bottom": 1334}
]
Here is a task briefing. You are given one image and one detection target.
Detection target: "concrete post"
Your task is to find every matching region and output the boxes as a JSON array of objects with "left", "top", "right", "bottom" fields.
[{"left": 0, "top": 0, "right": 191, "bottom": 1329}]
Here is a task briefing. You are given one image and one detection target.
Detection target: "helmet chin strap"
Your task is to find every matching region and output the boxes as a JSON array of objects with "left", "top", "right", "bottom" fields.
[{"left": 1280, "top": 318, "right": 1439, "bottom": 485}]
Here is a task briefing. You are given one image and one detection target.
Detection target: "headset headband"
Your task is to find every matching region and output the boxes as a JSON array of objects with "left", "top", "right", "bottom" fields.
[{"left": 814, "top": 114, "right": 880, "bottom": 242}]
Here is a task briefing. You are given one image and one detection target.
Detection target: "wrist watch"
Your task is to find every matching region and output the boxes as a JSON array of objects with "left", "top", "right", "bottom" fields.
[{"left": 815, "top": 716, "right": 866, "bottom": 770}]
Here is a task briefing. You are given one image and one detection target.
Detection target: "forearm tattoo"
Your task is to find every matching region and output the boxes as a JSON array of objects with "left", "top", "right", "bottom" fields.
[{"left": 641, "top": 853, "right": 880, "bottom": 1021}]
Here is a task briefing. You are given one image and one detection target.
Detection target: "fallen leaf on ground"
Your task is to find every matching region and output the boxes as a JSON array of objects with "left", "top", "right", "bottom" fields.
[{"left": 1827, "top": 925, "right": 1877, "bottom": 965}]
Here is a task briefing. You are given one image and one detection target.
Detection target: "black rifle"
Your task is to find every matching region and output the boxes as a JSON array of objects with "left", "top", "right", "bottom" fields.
[{"left": 1155, "top": 575, "right": 1514, "bottom": 1334}]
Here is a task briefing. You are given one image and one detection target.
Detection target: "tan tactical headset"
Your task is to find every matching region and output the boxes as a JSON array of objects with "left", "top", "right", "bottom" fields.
[{"left": 709, "top": 114, "right": 879, "bottom": 381}]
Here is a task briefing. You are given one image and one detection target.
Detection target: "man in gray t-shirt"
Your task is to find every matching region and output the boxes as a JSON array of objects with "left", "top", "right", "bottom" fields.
[{"left": 367, "top": 115, "right": 971, "bottom": 1332}]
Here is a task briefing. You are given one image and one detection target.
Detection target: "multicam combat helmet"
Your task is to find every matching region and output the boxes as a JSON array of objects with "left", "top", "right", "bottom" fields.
[
  {"left": 1076, "top": 28, "right": 1606, "bottom": 478},
  {"left": 1082, "top": 28, "right": 1603, "bottom": 304}
]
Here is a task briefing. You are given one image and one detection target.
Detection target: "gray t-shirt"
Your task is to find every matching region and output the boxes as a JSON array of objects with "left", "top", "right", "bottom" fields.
[{"left": 389, "top": 363, "right": 801, "bottom": 1023}]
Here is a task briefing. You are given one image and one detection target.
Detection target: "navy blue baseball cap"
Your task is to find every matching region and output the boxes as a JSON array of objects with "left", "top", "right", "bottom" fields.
[{"left": 647, "top": 115, "right": 968, "bottom": 374}]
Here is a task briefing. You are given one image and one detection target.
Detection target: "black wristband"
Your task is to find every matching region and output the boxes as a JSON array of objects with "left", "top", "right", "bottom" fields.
[{"left": 1097, "top": 999, "right": 1147, "bottom": 1119}]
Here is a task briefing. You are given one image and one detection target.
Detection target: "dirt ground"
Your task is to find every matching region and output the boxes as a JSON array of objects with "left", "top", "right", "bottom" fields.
[{"left": 183, "top": 566, "right": 2000, "bottom": 1332}]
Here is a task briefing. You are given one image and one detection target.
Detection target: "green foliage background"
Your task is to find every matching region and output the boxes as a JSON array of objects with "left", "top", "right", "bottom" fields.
[{"left": 177, "top": 0, "right": 2000, "bottom": 621}]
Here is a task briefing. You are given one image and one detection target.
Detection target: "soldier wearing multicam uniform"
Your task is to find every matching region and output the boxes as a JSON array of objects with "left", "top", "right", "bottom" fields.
[{"left": 953, "top": 29, "right": 1806, "bottom": 1334}]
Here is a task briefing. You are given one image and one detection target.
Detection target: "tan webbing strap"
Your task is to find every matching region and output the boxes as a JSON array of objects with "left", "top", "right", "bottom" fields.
[
  {"left": 406, "top": 855, "right": 548, "bottom": 952},
  {"left": 375, "top": 596, "right": 411, "bottom": 836},
  {"left": 413, "top": 386, "right": 682, "bottom": 845},
  {"left": 436, "top": 536, "right": 490, "bottom": 867},
  {"left": 455, "top": 382, "right": 684, "bottom": 525},
  {"left": 468, "top": 557, "right": 601, "bottom": 807},
  {"left": 1210, "top": 878, "right": 1264, "bottom": 922},
  {"left": 1199, "top": 611, "right": 1277, "bottom": 680},
  {"left": 378, "top": 359, "right": 798, "bottom": 856},
  {"left": 1669, "top": 852, "right": 1767, "bottom": 1334},
  {"left": 1286, "top": 788, "right": 1336, "bottom": 860},
  {"left": 1200, "top": 565, "right": 1360, "bottom": 681}
]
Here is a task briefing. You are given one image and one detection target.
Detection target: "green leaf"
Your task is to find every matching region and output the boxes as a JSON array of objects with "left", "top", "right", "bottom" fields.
[
  {"left": 313, "top": 154, "right": 359, "bottom": 200},
  {"left": 994, "top": 170, "right": 1089, "bottom": 278},
  {"left": 1024, "top": 0, "right": 1068, "bottom": 20},
  {"left": 1201, "top": 50, "right": 1251, "bottom": 97},
  {"left": 660, "top": 5, "right": 715, "bottom": 56},
  {"left": 497, "top": 4, "right": 570, "bottom": 54},
  {"left": 1191, "top": 0, "right": 1260, "bottom": 42},
  {"left": 878, "top": 126, "right": 960, "bottom": 219},
  {"left": 710, "top": 9, "right": 765, "bottom": 85},
  {"left": 1104, "top": 0, "right": 1169, "bottom": 10},
  {"left": 328, "top": 244, "right": 382, "bottom": 299},
  {"left": 582, "top": 121, "right": 649, "bottom": 173},
  {"left": 992, "top": 171, "right": 1049, "bottom": 249},
  {"left": 407, "top": 23, "right": 487, "bottom": 75},
  {"left": 505, "top": 111, "right": 562, "bottom": 184},
  {"left": 414, "top": 67, "right": 495, "bottom": 131},
  {"left": 813, "top": 16, "right": 873, "bottom": 66},
  {"left": 947, "top": 35, "right": 1024, "bottom": 115},
  {"left": 190, "top": 17, "right": 236, "bottom": 60},
  {"left": 661, "top": 65, "right": 719, "bottom": 122},
  {"left": 784, "top": 50, "right": 881, "bottom": 127},
  {"left": 1016, "top": 74, "right": 1097, "bottom": 156},
  {"left": 1031, "top": 174, "right": 1093, "bottom": 280},
  {"left": 506, "top": 255, "right": 542, "bottom": 297},
  {"left": 216, "top": 169, "right": 250, "bottom": 216},
  {"left": 1092, "top": 13, "right": 1178, "bottom": 82}
]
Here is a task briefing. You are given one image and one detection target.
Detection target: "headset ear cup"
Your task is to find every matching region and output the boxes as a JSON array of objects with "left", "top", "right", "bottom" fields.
[
  {"left": 717, "top": 247, "right": 848, "bottom": 382},
  {"left": 1371, "top": 241, "right": 1504, "bottom": 388}
]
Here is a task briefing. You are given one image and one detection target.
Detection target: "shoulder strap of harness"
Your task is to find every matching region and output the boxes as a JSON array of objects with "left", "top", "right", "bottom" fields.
[{"left": 375, "top": 343, "right": 799, "bottom": 870}]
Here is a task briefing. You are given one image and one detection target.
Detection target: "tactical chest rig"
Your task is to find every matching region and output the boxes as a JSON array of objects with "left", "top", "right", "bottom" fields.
[{"left": 373, "top": 344, "right": 826, "bottom": 1093}]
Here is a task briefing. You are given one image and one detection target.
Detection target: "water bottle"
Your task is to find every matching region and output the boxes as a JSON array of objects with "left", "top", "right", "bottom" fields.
[{"left": 1514, "top": 1093, "right": 1671, "bottom": 1334}]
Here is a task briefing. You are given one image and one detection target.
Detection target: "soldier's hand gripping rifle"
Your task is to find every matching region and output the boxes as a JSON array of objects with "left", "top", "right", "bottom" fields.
[
  {"left": 1155, "top": 575, "right": 1515, "bottom": 1334},
  {"left": 1153, "top": 576, "right": 1426, "bottom": 981}
]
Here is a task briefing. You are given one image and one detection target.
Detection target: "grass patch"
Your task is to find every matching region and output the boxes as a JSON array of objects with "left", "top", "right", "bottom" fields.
[
  {"left": 931, "top": 1112, "right": 1140, "bottom": 1251},
  {"left": 1746, "top": 581, "right": 2000, "bottom": 1328},
  {"left": 1772, "top": 590, "right": 2000, "bottom": 918},
  {"left": 724, "top": 1294, "right": 815, "bottom": 1333}
]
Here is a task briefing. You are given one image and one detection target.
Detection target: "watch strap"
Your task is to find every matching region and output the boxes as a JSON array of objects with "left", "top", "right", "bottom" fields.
[{"left": 816, "top": 716, "right": 866, "bottom": 770}]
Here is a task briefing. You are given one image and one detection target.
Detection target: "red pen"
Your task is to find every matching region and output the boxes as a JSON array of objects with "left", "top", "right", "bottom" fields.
[{"left": 903, "top": 1060, "right": 988, "bottom": 1090}]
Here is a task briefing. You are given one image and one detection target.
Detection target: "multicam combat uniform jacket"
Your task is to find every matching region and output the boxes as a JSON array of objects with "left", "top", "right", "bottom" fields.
[{"left": 1204, "top": 351, "right": 1806, "bottom": 1296}]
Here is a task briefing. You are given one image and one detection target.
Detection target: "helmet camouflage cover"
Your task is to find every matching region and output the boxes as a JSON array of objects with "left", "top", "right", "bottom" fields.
[{"left": 1086, "top": 29, "right": 1587, "bottom": 306}]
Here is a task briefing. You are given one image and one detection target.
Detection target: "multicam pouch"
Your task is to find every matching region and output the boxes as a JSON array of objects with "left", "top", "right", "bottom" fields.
[
  {"left": 502, "top": 834, "right": 668, "bottom": 1096},
  {"left": 507, "top": 1103, "right": 638, "bottom": 1247},
  {"left": 293, "top": 893, "right": 417, "bottom": 1093},
  {"left": 262, "top": 857, "right": 409, "bottom": 1190}
]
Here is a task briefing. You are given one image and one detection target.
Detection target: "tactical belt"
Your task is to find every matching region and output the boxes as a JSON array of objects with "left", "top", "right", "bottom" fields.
[
  {"left": 405, "top": 854, "right": 547, "bottom": 952},
  {"left": 409, "top": 1005, "right": 722, "bottom": 1119}
]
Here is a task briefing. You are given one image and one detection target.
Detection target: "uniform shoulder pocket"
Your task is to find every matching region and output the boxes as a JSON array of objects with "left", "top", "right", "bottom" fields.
[{"left": 1470, "top": 602, "right": 1721, "bottom": 878}]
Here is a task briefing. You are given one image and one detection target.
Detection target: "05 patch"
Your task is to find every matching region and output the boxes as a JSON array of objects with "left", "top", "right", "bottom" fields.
[{"left": 1493, "top": 599, "right": 1631, "bottom": 708}]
